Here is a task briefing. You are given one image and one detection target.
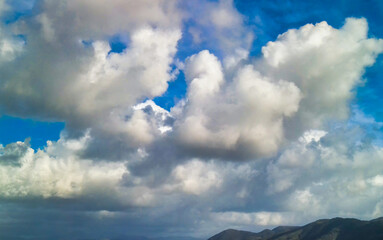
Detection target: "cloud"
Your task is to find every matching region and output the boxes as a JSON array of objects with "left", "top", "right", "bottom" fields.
[
  {"left": 266, "top": 116, "right": 383, "bottom": 221},
  {"left": 42, "top": 0, "right": 182, "bottom": 38},
  {"left": 169, "top": 17, "right": 383, "bottom": 160},
  {"left": 0, "top": 0, "right": 182, "bottom": 157},
  {"left": 174, "top": 55, "right": 301, "bottom": 158},
  {"left": 0, "top": 0, "right": 8, "bottom": 13},
  {"left": 10, "top": 4, "right": 381, "bottom": 162},
  {"left": 368, "top": 175, "right": 383, "bottom": 187},
  {"left": 170, "top": 159, "right": 222, "bottom": 195},
  {"left": 266, "top": 130, "right": 326, "bottom": 193},
  {"left": 2, "top": 114, "right": 383, "bottom": 238},
  {"left": 260, "top": 18, "right": 383, "bottom": 138},
  {"left": 0, "top": 134, "right": 127, "bottom": 201},
  {"left": 0, "top": 138, "right": 30, "bottom": 166},
  {"left": 211, "top": 211, "right": 297, "bottom": 227},
  {"left": 0, "top": 0, "right": 383, "bottom": 238},
  {"left": 183, "top": 0, "right": 254, "bottom": 65},
  {"left": 0, "top": 1, "right": 24, "bottom": 64}
]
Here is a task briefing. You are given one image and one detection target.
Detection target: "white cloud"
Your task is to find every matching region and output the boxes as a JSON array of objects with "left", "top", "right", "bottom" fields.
[
  {"left": 133, "top": 100, "right": 174, "bottom": 134},
  {"left": 0, "top": 136, "right": 127, "bottom": 199},
  {"left": 174, "top": 51, "right": 301, "bottom": 158},
  {"left": 171, "top": 159, "right": 223, "bottom": 195},
  {"left": 261, "top": 18, "right": 383, "bottom": 137},
  {"left": 211, "top": 211, "right": 297, "bottom": 226},
  {"left": 266, "top": 123, "right": 383, "bottom": 221},
  {"left": 368, "top": 175, "right": 383, "bottom": 187},
  {"left": 184, "top": 50, "right": 224, "bottom": 101},
  {"left": 171, "top": 17, "right": 383, "bottom": 160},
  {"left": 0, "top": 35, "right": 23, "bottom": 62},
  {"left": 0, "top": 1, "right": 181, "bottom": 152},
  {"left": 267, "top": 130, "right": 325, "bottom": 193},
  {"left": 285, "top": 189, "right": 322, "bottom": 215}
]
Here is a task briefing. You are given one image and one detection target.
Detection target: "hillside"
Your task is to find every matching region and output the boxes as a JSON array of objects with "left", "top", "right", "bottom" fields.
[{"left": 208, "top": 217, "right": 383, "bottom": 240}]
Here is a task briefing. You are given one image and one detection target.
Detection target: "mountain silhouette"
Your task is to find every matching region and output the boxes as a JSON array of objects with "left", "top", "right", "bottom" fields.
[{"left": 208, "top": 217, "right": 383, "bottom": 240}]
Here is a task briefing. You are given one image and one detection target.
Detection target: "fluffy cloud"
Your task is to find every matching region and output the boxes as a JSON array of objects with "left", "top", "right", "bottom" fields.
[
  {"left": 266, "top": 115, "right": 383, "bottom": 221},
  {"left": 261, "top": 18, "right": 383, "bottom": 138},
  {"left": 170, "top": 159, "right": 223, "bottom": 195},
  {"left": 1, "top": 114, "right": 383, "bottom": 238},
  {"left": 0, "top": 0, "right": 181, "bottom": 157},
  {"left": 368, "top": 175, "right": 383, "bottom": 187},
  {"left": 4, "top": 5, "right": 379, "bottom": 162},
  {"left": 1, "top": 0, "right": 383, "bottom": 238},
  {"left": 174, "top": 53, "right": 301, "bottom": 158},
  {"left": 266, "top": 130, "right": 326, "bottom": 193},
  {"left": 170, "top": 18, "right": 383, "bottom": 159},
  {"left": 0, "top": 133, "right": 133, "bottom": 201}
]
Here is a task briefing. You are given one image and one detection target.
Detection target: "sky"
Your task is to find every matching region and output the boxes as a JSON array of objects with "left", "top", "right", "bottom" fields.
[{"left": 0, "top": 0, "right": 383, "bottom": 239}]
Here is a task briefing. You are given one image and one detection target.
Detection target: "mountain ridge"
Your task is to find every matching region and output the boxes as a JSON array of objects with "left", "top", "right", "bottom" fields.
[{"left": 208, "top": 217, "right": 383, "bottom": 240}]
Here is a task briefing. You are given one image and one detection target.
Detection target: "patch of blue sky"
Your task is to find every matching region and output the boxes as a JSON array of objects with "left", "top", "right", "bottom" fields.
[
  {"left": 3, "top": 0, "right": 36, "bottom": 24},
  {"left": 153, "top": 70, "right": 187, "bottom": 111},
  {"left": 355, "top": 54, "right": 383, "bottom": 122},
  {"left": 0, "top": 115, "right": 64, "bottom": 149},
  {"left": 108, "top": 34, "right": 129, "bottom": 54}
]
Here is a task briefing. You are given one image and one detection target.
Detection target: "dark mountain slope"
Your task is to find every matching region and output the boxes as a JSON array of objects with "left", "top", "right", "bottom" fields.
[
  {"left": 208, "top": 226, "right": 299, "bottom": 240},
  {"left": 209, "top": 217, "right": 383, "bottom": 240}
]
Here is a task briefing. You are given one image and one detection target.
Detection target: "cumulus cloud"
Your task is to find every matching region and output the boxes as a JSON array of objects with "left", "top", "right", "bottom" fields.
[
  {"left": 170, "top": 17, "right": 383, "bottom": 159},
  {"left": 1, "top": 0, "right": 383, "bottom": 238},
  {"left": 170, "top": 159, "right": 223, "bottom": 195},
  {"left": 0, "top": 0, "right": 182, "bottom": 158},
  {"left": 0, "top": 128, "right": 253, "bottom": 210},
  {"left": 266, "top": 130, "right": 326, "bottom": 193},
  {"left": 265, "top": 115, "right": 383, "bottom": 222},
  {"left": 0, "top": 138, "right": 31, "bottom": 166},
  {"left": 0, "top": 134, "right": 127, "bottom": 200},
  {"left": 0, "top": 134, "right": 207, "bottom": 208},
  {"left": 260, "top": 18, "right": 383, "bottom": 138},
  {"left": 5, "top": 4, "right": 379, "bottom": 163},
  {"left": 174, "top": 54, "right": 301, "bottom": 158}
]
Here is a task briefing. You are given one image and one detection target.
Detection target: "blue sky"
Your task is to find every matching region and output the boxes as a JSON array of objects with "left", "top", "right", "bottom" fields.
[{"left": 1, "top": 0, "right": 383, "bottom": 240}]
